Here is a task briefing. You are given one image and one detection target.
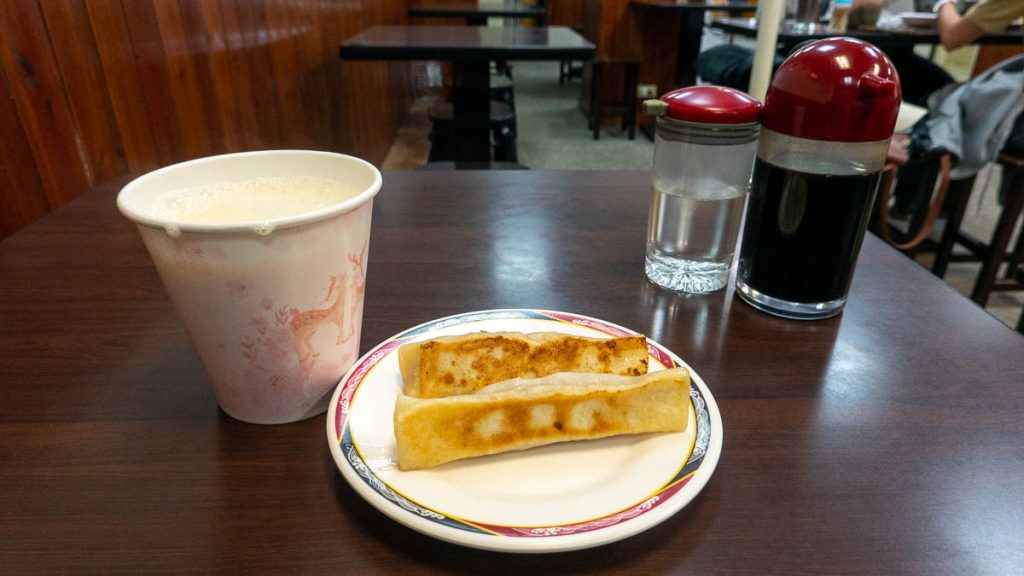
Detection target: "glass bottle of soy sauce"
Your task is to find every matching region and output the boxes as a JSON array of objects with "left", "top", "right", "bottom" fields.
[{"left": 735, "top": 38, "right": 901, "bottom": 320}]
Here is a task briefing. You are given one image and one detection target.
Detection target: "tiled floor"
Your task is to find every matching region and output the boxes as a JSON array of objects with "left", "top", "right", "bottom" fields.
[{"left": 382, "top": 41, "right": 1023, "bottom": 331}]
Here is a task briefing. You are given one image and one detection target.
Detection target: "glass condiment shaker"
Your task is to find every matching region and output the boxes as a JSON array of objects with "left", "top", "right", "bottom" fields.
[
  {"left": 643, "top": 86, "right": 762, "bottom": 293},
  {"left": 735, "top": 38, "right": 901, "bottom": 319}
]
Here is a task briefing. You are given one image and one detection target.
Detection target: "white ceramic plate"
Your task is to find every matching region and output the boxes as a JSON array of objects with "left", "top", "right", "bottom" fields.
[{"left": 326, "top": 309, "right": 723, "bottom": 553}]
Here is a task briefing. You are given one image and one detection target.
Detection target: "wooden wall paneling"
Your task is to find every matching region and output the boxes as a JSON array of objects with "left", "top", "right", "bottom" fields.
[
  {"left": 602, "top": 0, "right": 641, "bottom": 60},
  {"left": 83, "top": 0, "right": 161, "bottom": 175},
  {"left": 0, "top": 0, "right": 92, "bottom": 210},
  {"left": 630, "top": 7, "right": 680, "bottom": 97},
  {"left": 178, "top": 0, "right": 239, "bottom": 153},
  {"left": 315, "top": 1, "right": 351, "bottom": 154},
  {"left": 320, "top": 1, "right": 357, "bottom": 154},
  {"left": 221, "top": 0, "right": 283, "bottom": 149},
  {"left": 261, "top": 1, "right": 313, "bottom": 148},
  {"left": 152, "top": 0, "right": 218, "bottom": 159},
  {"left": 296, "top": 1, "right": 337, "bottom": 151},
  {"left": 196, "top": 1, "right": 247, "bottom": 150},
  {"left": 38, "top": 0, "right": 129, "bottom": 186},
  {"left": 547, "top": 0, "right": 585, "bottom": 28},
  {"left": 332, "top": 0, "right": 414, "bottom": 164},
  {"left": 1, "top": 0, "right": 416, "bottom": 240},
  {"left": 0, "top": 63, "right": 49, "bottom": 239},
  {"left": 214, "top": 1, "right": 265, "bottom": 150},
  {"left": 119, "top": 1, "right": 190, "bottom": 165}
]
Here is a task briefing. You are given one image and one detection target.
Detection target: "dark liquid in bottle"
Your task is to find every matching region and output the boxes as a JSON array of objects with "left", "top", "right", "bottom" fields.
[{"left": 737, "top": 158, "right": 882, "bottom": 304}]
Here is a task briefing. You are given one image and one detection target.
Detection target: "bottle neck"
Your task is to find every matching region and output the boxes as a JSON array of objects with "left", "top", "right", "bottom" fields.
[
  {"left": 757, "top": 128, "right": 890, "bottom": 176},
  {"left": 655, "top": 116, "right": 760, "bottom": 146}
]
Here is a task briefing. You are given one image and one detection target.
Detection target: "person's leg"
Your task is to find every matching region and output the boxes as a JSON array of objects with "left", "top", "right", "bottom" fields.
[
  {"left": 695, "top": 45, "right": 785, "bottom": 91},
  {"left": 695, "top": 45, "right": 755, "bottom": 89}
]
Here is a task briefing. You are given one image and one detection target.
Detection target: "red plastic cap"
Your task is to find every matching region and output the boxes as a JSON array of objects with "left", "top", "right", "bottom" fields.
[
  {"left": 763, "top": 37, "right": 901, "bottom": 142},
  {"left": 660, "top": 85, "right": 762, "bottom": 124}
]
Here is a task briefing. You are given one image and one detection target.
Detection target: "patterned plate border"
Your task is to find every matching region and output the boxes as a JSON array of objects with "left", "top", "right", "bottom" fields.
[{"left": 328, "top": 309, "right": 719, "bottom": 549}]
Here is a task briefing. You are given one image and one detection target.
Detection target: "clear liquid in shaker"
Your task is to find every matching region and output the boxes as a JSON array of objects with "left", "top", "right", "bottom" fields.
[{"left": 645, "top": 183, "right": 746, "bottom": 293}]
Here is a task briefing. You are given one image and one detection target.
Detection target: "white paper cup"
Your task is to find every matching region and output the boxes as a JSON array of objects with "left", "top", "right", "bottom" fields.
[{"left": 117, "top": 150, "right": 381, "bottom": 424}]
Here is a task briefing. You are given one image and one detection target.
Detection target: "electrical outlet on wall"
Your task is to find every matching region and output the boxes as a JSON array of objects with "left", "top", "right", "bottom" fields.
[{"left": 637, "top": 84, "right": 658, "bottom": 99}]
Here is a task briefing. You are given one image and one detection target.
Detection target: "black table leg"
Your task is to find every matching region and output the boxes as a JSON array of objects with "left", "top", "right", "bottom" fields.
[
  {"left": 675, "top": 12, "right": 704, "bottom": 87},
  {"left": 451, "top": 60, "right": 492, "bottom": 163}
]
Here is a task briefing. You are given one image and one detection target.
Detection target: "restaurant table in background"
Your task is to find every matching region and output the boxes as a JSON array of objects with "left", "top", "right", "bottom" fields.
[
  {"left": 631, "top": 0, "right": 758, "bottom": 86},
  {"left": 711, "top": 16, "right": 1024, "bottom": 50},
  {"left": 409, "top": 1, "right": 547, "bottom": 26},
  {"left": 339, "top": 26, "right": 594, "bottom": 162},
  {"left": 3, "top": 170, "right": 1023, "bottom": 573}
]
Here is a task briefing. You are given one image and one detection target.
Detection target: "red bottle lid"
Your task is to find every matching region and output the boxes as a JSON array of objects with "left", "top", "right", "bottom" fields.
[
  {"left": 660, "top": 85, "right": 762, "bottom": 125},
  {"left": 763, "top": 38, "right": 900, "bottom": 143}
]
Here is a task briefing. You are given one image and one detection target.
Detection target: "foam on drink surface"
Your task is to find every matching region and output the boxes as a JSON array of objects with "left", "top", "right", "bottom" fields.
[{"left": 153, "top": 176, "right": 359, "bottom": 226}]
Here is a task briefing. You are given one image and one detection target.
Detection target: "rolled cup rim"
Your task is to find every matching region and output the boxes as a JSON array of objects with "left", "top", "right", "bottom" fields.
[{"left": 116, "top": 149, "right": 382, "bottom": 235}]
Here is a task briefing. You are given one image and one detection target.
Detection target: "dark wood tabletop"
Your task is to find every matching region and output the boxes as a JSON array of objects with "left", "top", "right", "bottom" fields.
[
  {"left": 712, "top": 16, "right": 1024, "bottom": 49},
  {"left": 339, "top": 25, "right": 594, "bottom": 62},
  {"left": 631, "top": 0, "right": 757, "bottom": 13},
  {"left": 2, "top": 170, "right": 1023, "bottom": 573},
  {"left": 409, "top": 1, "right": 547, "bottom": 25},
  {"left": 631, "top": 0, "right": 758, "bottom": 86}
]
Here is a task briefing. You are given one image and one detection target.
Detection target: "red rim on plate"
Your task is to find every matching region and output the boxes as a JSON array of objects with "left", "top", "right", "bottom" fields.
[{"left": 326, "top": 309, "right": 722, "bottom": 553}]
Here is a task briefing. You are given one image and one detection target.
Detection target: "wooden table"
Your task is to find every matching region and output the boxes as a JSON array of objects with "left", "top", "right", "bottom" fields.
[
  {"left": 631, "top": 0, "right": 758, "bottom": 86},
  {"left": 3, "top": 171, "right": 1023, "bottom": 573},
  {"left": 340, "top": 25, "right": 594, "bottom": 163},
  {"left": 712, "top": 16, "right": 1024, "bottom": 50},
  {"left": 409, "top": 1, "right": 547, "bottom": 26}
]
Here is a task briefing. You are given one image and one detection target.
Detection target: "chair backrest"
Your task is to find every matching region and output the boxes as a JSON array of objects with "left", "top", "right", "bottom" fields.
[{"left": 972, "top": 45, "right": 1024, "bottom": 78}]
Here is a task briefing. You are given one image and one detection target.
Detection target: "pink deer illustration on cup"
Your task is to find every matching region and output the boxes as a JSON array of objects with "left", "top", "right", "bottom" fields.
[{"left": 288, "top": 247, "right": 366, "bottom": 364}]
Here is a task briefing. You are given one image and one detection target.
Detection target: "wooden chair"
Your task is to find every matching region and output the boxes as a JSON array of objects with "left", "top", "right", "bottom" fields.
[
  {"left": 909, "top": 49, "right": 1024, "bottom": 306},
  {"left": 931, "top": 152, "right": 1024, "bottom": 306},
  {"left": 876, "top": 138, "right": 953, "bottom": 253},
  {"left": 577, "top": 0, "right": 638, "bottom": 140},
  {"left": 927, "top": 47, "right": 1024, "bottom": 304},
  {"left": 587, "top": 58, "right": 639, "bottom": 140},
  {"left": 1014, "top": 264, "right": 1024, "bottom": 333}
]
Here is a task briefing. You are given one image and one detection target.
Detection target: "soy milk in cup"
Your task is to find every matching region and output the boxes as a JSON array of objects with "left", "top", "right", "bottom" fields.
[{"left": 118, "top": 150, "right": 381, "bottom": 424}]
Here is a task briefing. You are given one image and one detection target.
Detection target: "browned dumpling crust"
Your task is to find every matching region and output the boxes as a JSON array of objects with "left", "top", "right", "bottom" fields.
[
  {"left": 393, "top": 368, "right": 690, "bottom": 470},
  {"left": 398, "top": 332, "right": 649, "bottom": 398}
]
